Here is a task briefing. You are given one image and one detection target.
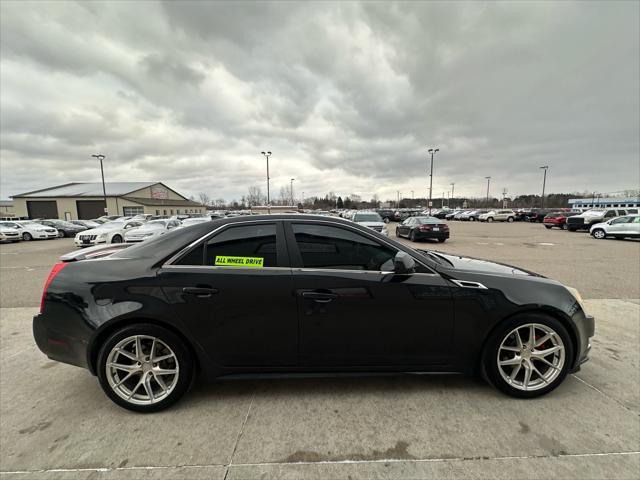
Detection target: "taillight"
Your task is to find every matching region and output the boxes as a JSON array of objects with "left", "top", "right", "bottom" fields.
[
  {"left": 40, "top": 262, "right": 68, "bottom": 313},
  {"left": 419, "top": 225, "right": 432, "bottom": 231}
]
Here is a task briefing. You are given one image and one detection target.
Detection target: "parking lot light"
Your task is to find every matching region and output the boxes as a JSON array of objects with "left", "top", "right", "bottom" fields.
[
  {"left": 485, "top": 176, "right": 491, "bottom": 207},
  {"left": 91, "top": 154, "right": 107, "bottom": 215},
  {"left": 540, "top": 166, "right": 549, "bottom": 209},
  {"left": 260, "top": 151, "right": 272, "bottom": 214},
  {"left": 427, "top": 148, "right": 439, "bottom": 214}
]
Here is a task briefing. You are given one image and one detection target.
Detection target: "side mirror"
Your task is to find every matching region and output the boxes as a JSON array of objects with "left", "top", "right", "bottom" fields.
[{"left": 394, "top": 251, "right": 416, "bottom": 274}]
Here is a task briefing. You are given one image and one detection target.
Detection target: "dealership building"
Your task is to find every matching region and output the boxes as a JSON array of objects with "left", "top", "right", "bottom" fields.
[{"left": 12, "top": 182, "right": 205, "bottom": 220}]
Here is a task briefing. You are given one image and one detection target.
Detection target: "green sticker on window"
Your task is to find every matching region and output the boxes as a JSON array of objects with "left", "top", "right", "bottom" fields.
[{"left": 215, "top": 256, "right": 264, "bottom": 268}]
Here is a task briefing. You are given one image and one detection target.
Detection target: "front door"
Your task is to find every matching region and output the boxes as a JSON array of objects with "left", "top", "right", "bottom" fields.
[
  {"left": 286, "top": 222, "right": 455, "bottom": 367},
  {"left": 158, "top": 221, "right": 298, "bottom": 367}
]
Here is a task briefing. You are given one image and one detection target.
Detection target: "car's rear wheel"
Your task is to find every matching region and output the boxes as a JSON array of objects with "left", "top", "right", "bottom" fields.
[
  {"left": 97, "top": 324, "right": 194, "bottom": 412},
  {"left": 111, "top": 234, "right": 123, "bottom": 243},
  {"left": 507, "top": 217, "right": 514, "bottom": 223},
  {"left": 487, "top": 217, "right": 494, "bottom": 222},
  {"left": 544, "top": 225, "right": 552, "bottom": 229},
  {"left": 592, "top": 229, "right": 606, "bottom": 239},
  {"left": 483, "top": 314, "right": 572, "bottom": 398},
  {"left": 22, "top": 232, "right": 32, "bottom": 241},
  {"left": 395, "top": 228, "right": 400, "bottom": 238},
  {"left": 57, "top": 231, "right": 65, "bottom": 238},
  {"left": 561, "top": 223, "right": 568, "bottom": 230},
  {"left": 409, "top": 231, "right": 416, "bottom": 242}
]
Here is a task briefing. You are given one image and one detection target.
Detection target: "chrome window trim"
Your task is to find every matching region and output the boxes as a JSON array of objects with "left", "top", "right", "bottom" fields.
[{"left": 163, "top": 217, "right": 437, "bottom": 275}]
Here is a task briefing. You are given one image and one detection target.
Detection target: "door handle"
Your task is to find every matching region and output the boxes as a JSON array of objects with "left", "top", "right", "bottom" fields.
[
  {"left": 301, "top": 291, "right": 338, "bottom": 303},
  {"left": 182, "top": 286, "right": 218, "bottom": 297}
]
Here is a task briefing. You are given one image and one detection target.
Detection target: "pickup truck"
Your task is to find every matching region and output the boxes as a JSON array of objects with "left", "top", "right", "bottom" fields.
[{"left": 565, "top": 208, "right": 634, "bottom": 231}]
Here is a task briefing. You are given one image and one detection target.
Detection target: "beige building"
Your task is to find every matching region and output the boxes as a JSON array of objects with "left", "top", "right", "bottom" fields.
[{"left": 12, "top": 182, "right": 205, "bottom": 220}]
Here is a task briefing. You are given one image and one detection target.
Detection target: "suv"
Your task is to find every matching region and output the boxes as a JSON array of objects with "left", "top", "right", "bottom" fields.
[
  {"left": 479, "top": 210, "right": 516, "bottom": 222},
  {"left": 566, "top": 209, "right": 629, "bottom": 231},
  {"left": 352, "top": 211, "right": 388, "bottom": 236},
  {"left": 589, "top": 214, "right": 640, "bottom": 240}
]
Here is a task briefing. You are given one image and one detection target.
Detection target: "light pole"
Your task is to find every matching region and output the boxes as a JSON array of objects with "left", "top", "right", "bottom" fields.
[
  {"left": 397, "top": 190, "right": 400, "bottom": 208},
  {"left": 450, "top": 182, "right": 455, "bottom": 205},
  {"left": 302, "top": 191, "right": 305, "bottom": 208},
  {"left": 485, "top": 176, "right": 491, "bottom": 207},
  {"left": 91, "top": 154, "right": 108, "bottom": 215},
  {"left": 540, "top": 166, "right": 549, "bottom": 209},
  {"left": 290, "top": 178, "right": 295, "bottom": 205},
  {"left": 260, "top": 151, "right": 272, "bottom": 213},
  {"left": 427, "top": 148, "right": 439, "bottom": 214}
]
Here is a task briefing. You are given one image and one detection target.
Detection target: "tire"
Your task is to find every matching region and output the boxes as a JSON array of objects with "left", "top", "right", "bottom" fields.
[
  {"left": 561, "top": 223, "right": 568, "bottom": 230},
  {"left": 57, "top": 231, "right": 65, "bottom": 238},
  {"left": 568, "top": 228, "right": 577, "bottom": 232},
  {"left": 409, "top": 231, "right": 416, "bottom": 242},
  {"left": 111, "top": 235, "right": 123, "bottom": 243},
  {"left": 487, "top": 217, "right": 494, "bottom": 223},
  {"left": 22, "top": 232, "right": 32, "bottom": 241},
  {"left": 482, "top": 313, "right": 573, "bottom": 398},
  {"left": 97, "top": 323, "right": 194, "bottom": 413},
  {"left": 469, "top": 217, "right": 475, "bottom": 221},
  {"left": 507, "top": 217, "right": 514, "bottom": 223},
  {"left": 544, "top": 225, "right": 552, "bottom": 229},
  {"left": 437, "top": 238, "right": 446, "bottom": 243},
  {"left": 395, "top": 228, "right": 400, "bottom": 238},
  {"left": 592, "top": 229, "right": 606, "bottom": 239}
]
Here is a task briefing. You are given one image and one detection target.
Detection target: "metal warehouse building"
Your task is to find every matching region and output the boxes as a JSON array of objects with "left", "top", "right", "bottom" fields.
[{"left": 12, "top": 182, "right": 205, "bottom": 220}]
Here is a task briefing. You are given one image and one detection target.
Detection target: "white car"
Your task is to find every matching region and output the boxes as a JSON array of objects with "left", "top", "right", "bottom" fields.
[
  {"left": 176, "top": 217, "right": 214, "bottom": 229},
  {"left": 0, "top": 220, "right": 58, "bottom": 240},
  {"left": 0, "top": 224, "right": 21, "bottom": 243},
  {"left": 124, "top": 219, "right": 181, "bottom": 242},
  {"left": 352, "top": 211, "right": 389, "bottom": 236},
  {"left": 75, "top": 220, "right": 145, "bottom": 247},
  {"left": 590, "top": 214, "right": 640, "bottom": 240},
  {"left": 478, "top": 210, "right": 516, "bottom": 222}
]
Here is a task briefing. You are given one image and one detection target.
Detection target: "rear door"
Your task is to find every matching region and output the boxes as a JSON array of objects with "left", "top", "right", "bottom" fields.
[
  {"left": 157, "top": 221, "right": 298, "bottom": 367},
  {"left": 286, "top": 221, "right": 455, "bottom": 367}
]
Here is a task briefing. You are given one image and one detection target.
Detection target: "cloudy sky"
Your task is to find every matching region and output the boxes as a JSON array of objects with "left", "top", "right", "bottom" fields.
[{"left": 1, "top": 1, "right": 638, "bottom": 203}]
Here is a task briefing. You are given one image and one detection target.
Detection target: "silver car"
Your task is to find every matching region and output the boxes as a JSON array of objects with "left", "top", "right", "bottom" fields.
[
  {"left": 590, "top": 214, "right": 640, "bottom": 240},
  {"left": 124, "top": 219, "right": 181, "bottom": 242}
]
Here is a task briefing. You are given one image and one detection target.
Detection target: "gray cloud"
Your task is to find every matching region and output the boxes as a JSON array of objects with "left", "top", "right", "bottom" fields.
[{"left": 1, "top": 0, "right": 638, "bottom": 203}]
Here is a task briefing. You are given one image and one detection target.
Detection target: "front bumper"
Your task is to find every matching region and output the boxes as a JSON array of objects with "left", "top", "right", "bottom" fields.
[{"left": 571, "top": 312, "right": 595, "bottom": 372}]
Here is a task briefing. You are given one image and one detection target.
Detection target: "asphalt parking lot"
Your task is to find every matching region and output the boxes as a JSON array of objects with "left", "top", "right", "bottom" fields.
[{"left": 1, "top": 221, "right": 638, "bottom": 479}]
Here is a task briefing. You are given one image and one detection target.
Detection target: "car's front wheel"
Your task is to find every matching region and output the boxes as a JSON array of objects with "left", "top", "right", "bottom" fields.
[
  {"left": 22, "top": 232, "right": 32, "bottom": 241},
  {"left": 507, "top": 217, "right": 514, "bottom": 223},
  {"left": 57, "top": 231, "right": 65, "bottom": 238},
  {"left": 592, "top": 229, "right": 606, "bottom": 239},
  {"left": 111, "top": 234, "right": 123, "bottom": 243},
  {"left": 482, "top": 314, "right": 572, "bottom": 398},
  {"left": 561, "top": 223, "right": 568, "bottom": 230},
  {"left": 409, "top": 231, "right": 416, "bottom": 242},
  {"left": 97, "top": 324, "right": 194, "bottom": 412},
  {"left": 487, "top": 217, "right": 494, "bottom": 222}
]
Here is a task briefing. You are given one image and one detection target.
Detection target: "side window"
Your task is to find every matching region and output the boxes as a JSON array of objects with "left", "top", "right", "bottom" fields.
[
  {"left": 205, "top": 224, "right": 277, "bottom": 267},
  {"left": 292, "top": 223, "right": 396, "bottom": 271},
  {"left": 634, "top": 217, "right": 640, "bottom": 224},
  {"left": 605, "top": 210, "right": 616, "bottom": 218},
  {"left": 611, "top": 217, "right": 628, "bottom": 224}
]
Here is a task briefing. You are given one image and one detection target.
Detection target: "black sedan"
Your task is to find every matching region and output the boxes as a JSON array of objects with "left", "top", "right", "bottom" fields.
[
  {"left": 395, "top": 216, "right": 449, "bottom": 242},
  {"left": 38, "top": 219, "right": 87, "bottom": 238},
  {"left": 34, "top": 215, "right": 594, "bottom": 412}
]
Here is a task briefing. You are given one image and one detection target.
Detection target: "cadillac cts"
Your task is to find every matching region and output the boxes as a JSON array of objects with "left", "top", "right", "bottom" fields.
[{"left": 34, "top": 215, "right": 594, "bottom": 412}]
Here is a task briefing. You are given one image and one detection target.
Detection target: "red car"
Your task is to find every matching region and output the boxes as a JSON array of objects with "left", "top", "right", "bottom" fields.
[{"left": 543, "top": 212, "right": 576, "bottom": 230}]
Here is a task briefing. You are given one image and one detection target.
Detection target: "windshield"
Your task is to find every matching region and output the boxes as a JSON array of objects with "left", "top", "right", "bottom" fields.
[
  {"left": 414, "top": 217, "right": 439, "bottom": 224},
  {"left": 354, "top": 213, "right": 382, "bottom": 222},
  {"left": 182, "top": 218, "right": 208, "bottom": 226},
  {"left": 0, "top": 222, "right": 20, "bottom": 229},
  {"left": 144, "top": 221, "right": 167, "bottom": 229},
  {"left": 99, "top": 222, "right": 126, "bottom": 230},
  {"left": 582, "top": 210, "right": 604, "bottom": 215}
]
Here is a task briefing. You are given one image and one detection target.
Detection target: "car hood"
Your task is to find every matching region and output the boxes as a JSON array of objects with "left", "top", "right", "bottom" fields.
[
  {"left": 126, "top": 227, "right": 163, "bottom": 235},
  {"left": 589, "top": 221, "right": 607, "bottom": 229},
  {"left": 79, "top": 226, "right": 123, "bottom": 235},
  {"left": 425, "top": 251, "right": 543, "bottom": 277},
  {"left": 0, "top": 227, "right": 19, "bottom": 233},
  {"left": 358, "top": 221, "right": 386, "bottom": 228}
]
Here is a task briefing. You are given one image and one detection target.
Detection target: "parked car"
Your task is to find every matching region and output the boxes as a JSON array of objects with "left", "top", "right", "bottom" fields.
[
  {"left": 543, "top": 212, "right": 577, "bottom": 230},
  {"left": 479, "top": 210, "right": 516, "bottom": 222},
  {"left": 74, "top": 220, "right": 145, "bottom": 247},
  {"left": 177, "top": 217, "right": 215, "bottom": 229},
  {"left": 34, "top": 214, "right": 594, "bottom": 412},
  {"left": 589, "top": 214, "right": 640, "bottom": 240},
  {"left": 395, "top": 216, "right": 449, "bottom": 242},
  {"left": 0, "top": 224, "right": 21, "bottom": 243},
  {"left": 375, "top": 209, "right": 395, "bottom": 223},
  {"left": 566, "top": 209, "right": 631, "bottom": 232},
  {"left": 0, "top": 220, "right": 58, "bottom": 240},
  {"left": 69, "top": 220, "right": 101, "bottom": 229},
  {"left": 445, "top": 210, "right": 463, "bottom": 220},
  {"left": 124, "top": 219, "right": 181, "bottom": 242},
  {"left": 38, "top": 219, "right": 87, "bottom": 238},
  {"left": 352, "top": 211, "right": 388, "bottom": 236}
]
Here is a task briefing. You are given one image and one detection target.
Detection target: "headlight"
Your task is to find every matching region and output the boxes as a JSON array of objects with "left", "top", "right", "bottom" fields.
[
  {"left": 565, "top": 286, "right": 586, "bottom": 311},
  {"left": 97, "top": 233, "right": 107, "bottom": 240}
]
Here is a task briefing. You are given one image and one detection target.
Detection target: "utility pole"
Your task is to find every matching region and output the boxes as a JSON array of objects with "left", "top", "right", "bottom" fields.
[
  {"left": 450, "top": 182, "right": 455, "bottom": 203},
  {"left": 485, "top": 176, "right": 491, "bottom": 207},
  {"left": 540, "top": 166, "right": 549, "bottom": 209},
  {"left": 502, "top": 188, "right": 508, "bottom": 208},
  {"left": 397, "top": 190, "right": 400, "bottom": 208},
  {"left": 427, "top": 148, "right": 439, "bottom": 214},
  {"left": 260, "top": 151, "right": 272, "bottom": 213},
  {"left": 290, "top": 178, "right": 295, "bottom": 206},
  {"left": 91, "top": 154, "right": 108, "bottom": 215}
]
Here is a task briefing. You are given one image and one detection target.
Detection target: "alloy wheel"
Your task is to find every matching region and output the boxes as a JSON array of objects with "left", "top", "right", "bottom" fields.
[
  {"left": 105, "top": 335, "right": 179, "bottom": 405},
  {"left": 593, "top": 229, "right": 605, "bottom": 239},
  {"left": 496, "top": 323, "right": 565, "bottom": 392}
]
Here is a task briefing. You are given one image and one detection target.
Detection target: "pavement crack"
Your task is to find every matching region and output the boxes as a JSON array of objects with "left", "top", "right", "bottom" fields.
[
  {"left": 223, "top": 391, "right": 255, "bottom": 480},
  {"left": 571, "top": 374, "right": 638, "bottom": 416}
]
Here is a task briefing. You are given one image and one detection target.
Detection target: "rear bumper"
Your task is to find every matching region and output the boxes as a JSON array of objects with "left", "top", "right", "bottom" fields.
[
  {"left": 414, "top": 231, "right": 450, "bottom": 240},
  {"left": 33, "top": 313, "right": 90, "bottom": 370}
]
